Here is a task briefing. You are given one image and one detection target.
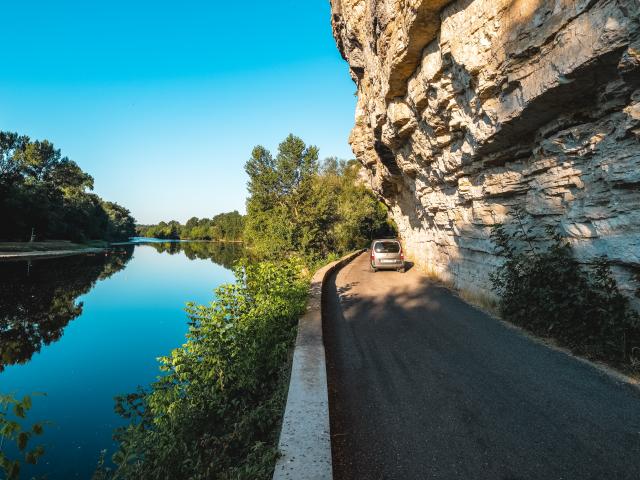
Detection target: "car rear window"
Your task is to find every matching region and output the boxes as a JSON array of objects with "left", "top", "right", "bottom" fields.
[{"left": 374, "top": 241, "right": 400, "bottom": 253}]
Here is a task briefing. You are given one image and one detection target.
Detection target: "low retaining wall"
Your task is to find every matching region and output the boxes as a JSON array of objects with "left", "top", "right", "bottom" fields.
[{"left": 273, "top": 250, "right": 365, "bottom": 480}]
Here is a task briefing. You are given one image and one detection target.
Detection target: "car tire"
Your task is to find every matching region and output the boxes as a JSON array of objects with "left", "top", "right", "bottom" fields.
[{"left": 371, "top": 265, "right": 377, "bottom": 272}]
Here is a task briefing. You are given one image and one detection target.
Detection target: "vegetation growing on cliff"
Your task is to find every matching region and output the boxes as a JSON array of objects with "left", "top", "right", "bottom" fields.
[
  {"left": 490, "top": 210, "right": 640, "bottom": 369},
  {"left": 137, "top": 211, "right": 244, "bottom": 242},
  {"left": 0, "top": 131, "right": 136, "bottom": 242},
  {"left": 244, "top": 134, "right": 394, "bottom": 259}
]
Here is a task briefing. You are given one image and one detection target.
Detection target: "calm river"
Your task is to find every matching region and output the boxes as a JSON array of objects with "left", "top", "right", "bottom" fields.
[{"left": 0, "top": 240, "right": 244, "bottom": 479}]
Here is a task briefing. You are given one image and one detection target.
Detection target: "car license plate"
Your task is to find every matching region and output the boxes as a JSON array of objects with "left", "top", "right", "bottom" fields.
[{"left": 381, "top": 259, "right": 395, "bottom": 263}]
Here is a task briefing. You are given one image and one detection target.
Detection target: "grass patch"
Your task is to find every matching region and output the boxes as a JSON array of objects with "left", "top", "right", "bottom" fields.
[{"left": 457, "top": 288, "right": 499, "bottom": 315}]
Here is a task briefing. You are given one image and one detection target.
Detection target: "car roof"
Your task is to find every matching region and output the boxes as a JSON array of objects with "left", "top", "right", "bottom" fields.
[{"left": 371, "top": 239, "right": 400, "bottom": 243}]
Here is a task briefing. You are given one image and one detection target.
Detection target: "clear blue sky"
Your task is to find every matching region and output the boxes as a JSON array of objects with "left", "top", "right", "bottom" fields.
[{"left": 0, "top": 1, "right": 356, "bottom": 224}]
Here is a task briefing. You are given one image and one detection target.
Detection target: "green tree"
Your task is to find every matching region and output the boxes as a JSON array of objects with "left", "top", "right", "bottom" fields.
[
  {"left": 243, "top": 135, "right": 395, "bottom": 260},
  {"left": 0, "top": 131, "right": 136, "bottom": 242},
  {"left": 244, "top": 135, "right": 320, "bottom": 257},
  {"left": 103, "top": 202, "right": 137, "bottom": 241}
]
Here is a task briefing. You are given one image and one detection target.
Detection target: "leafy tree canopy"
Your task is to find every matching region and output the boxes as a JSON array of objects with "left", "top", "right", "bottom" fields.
[
  {"left": 0, "top": 131, "right": 136, "bottom": 242},
  {"left": 244, "top": 134, "right": 395, "bottom": 259}
]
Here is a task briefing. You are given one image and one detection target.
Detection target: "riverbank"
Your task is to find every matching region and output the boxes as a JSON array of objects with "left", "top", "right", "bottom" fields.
[{"left": 0, "top": 241, "right": 108, "bottom": 260}]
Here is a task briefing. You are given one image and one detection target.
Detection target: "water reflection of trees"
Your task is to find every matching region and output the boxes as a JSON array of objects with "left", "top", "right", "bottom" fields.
[
  {"left": 146, "top": 241, "right": 247, "bottom": 270},
  {"left": 0, "top": 247, "right": 133, "bottom": 371}
]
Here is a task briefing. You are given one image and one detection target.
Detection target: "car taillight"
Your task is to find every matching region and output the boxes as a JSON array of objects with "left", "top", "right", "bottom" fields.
[{"left": 400, "top": 251, "right": 404, "bottom": 260}]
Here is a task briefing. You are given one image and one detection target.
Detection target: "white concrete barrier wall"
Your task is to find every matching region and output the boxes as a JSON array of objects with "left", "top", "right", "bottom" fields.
[{"left": 272, "top": 250, "right": 365, "bottom": 480}]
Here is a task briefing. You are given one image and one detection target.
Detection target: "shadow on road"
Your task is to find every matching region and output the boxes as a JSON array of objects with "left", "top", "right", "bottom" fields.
[{"left": 323, "top": 253, "right": 640, "bottom": 480}]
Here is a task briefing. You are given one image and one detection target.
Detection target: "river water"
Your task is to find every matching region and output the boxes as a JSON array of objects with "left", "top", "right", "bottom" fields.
[{"left": 0, "top": 240, "right": 244, "bottom": 479}]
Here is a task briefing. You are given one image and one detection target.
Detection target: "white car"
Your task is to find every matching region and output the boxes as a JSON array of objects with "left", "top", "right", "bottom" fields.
[{"left": 370, "top": 239, "right": 405, "bottom": 272}]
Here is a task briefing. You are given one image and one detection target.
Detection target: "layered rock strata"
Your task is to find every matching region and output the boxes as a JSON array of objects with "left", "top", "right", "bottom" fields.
[{"left": 331, "top": 0, "right": 640, "bottom": 302}]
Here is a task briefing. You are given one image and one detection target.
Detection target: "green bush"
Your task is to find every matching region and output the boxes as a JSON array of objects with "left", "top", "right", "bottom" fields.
[
  {"left": 103, "top": 260, "right": 308, "bottom": 479},
  {"left": 490, "top": 209, "right": 640, "bottom": 365}
]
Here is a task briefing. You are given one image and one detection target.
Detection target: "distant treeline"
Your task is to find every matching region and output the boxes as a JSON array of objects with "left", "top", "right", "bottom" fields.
[
  {"left": 136, "top": 211, "right": 244, "bottom": 242},
  {"left": 0, "top": 131, "right": 136, "bottom": 242}
]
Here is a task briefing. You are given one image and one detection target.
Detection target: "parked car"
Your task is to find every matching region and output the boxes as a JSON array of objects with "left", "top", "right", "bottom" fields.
[{"left": 370, "top": 239, "right": 404, "bottom": 272}]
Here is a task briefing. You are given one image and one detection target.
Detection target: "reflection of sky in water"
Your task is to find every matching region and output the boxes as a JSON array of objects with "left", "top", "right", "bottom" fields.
[{"left": 0, "top": 244, "right": 237, "bottom": 479}]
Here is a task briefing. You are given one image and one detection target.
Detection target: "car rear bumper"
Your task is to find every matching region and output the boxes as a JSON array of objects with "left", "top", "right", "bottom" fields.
[{"left": 372, "top": 259, "right": 404, "bottom": 270}]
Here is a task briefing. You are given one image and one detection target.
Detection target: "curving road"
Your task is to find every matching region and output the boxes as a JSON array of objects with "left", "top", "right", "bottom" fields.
[{"left": 323, "top": 252, "right": 640, "bottom": 480}]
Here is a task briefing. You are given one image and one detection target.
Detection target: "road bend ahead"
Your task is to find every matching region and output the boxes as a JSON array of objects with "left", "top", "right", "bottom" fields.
[{"left": 323, "top": 252, "right": 640, "bottom": 480}]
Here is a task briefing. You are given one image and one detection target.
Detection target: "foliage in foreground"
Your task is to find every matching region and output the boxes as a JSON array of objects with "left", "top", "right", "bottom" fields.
[
  {"left": 244, "top": 134, "right": 395, "bottom": 260},
  {"left": 0, "top": 394, "right": 46, "bottom": 480},
  {"left": 102, "top": 260, "right": 308, "bottom": 479},
  {"left": 0, "top": 131, "right": 136, "bottom": 242},
  {"left": 490, "top": 210, "right": 640, "bottom": 366}
]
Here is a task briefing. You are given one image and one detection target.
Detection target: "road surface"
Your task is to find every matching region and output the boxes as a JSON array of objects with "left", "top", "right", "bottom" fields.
[{"left": 324, "top": 252, "right": 640, "bottom": 479}]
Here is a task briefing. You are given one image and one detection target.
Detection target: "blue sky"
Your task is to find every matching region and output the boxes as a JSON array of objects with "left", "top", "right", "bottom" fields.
[{"left": 0, "top": 1, "right": 356, "bottom": 223}]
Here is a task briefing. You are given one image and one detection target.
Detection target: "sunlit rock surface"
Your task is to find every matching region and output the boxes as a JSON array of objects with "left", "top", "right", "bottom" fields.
[{"left": 331, "top": 0, "right": 640, "bottom": 301}]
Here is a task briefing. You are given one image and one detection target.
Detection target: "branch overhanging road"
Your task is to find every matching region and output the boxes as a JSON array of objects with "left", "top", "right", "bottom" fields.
[{"left": 324, "top": 252, "right": 640, "bottom": 480}]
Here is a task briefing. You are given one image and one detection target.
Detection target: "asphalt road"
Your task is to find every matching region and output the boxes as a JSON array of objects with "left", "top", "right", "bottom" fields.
[{"left": 323, "top": 252, "right": 640, "bottom": 480}]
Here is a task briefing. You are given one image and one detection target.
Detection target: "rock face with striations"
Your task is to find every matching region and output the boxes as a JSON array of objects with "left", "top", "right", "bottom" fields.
[{"left": 331, "top": 0, "right": 640, "bottom": 301}]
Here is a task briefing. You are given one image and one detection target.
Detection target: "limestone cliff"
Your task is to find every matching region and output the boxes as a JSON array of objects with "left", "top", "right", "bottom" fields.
[{"left": 331, "top": 0, "right": 640, "bottom": 301}]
